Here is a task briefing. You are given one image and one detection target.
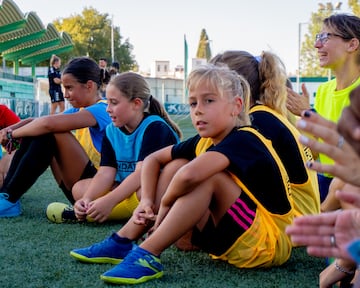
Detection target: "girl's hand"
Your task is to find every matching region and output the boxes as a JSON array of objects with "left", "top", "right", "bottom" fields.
[
  {"left": 133, "top": 199, "right": 156, "bottom": 226},
  {"left": 86, "top": 197, "right": 114, "bottom": 223},
  {"left": 74, "top": 198, "right": 90, "bottom": 221},
  {"left": 0, "top": 129, "right": 10, "bottom": 147}
]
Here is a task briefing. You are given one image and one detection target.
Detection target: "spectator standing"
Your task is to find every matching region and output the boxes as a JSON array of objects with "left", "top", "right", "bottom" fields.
[
  {"left": 109, "top": 61, "right": 120, "bottom": 79},
  {"left": 48, "top": 55, "right": 65, "bottom": 114},
  {"left": 287, "top": 14, "right": 360, "bottom": 202},
  {"left": 99, "top": 57, "right": 110, "bottom": 98}
]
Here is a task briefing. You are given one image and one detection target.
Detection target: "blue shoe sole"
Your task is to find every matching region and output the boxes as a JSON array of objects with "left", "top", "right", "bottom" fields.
[{"left": 0, "top": 207, "right": 21, "bottom": 217}]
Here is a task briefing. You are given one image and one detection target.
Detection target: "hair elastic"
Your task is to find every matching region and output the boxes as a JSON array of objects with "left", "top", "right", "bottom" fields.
[{"left": 254, "top": 56, "right": 262, "bottom": 63}]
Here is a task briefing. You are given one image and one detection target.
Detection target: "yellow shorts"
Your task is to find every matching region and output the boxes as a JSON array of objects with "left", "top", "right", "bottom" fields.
[
  {"left": 107, "top": 192, "right": 140, "bottom": 221},
  {"left": 210, "top": 209, "right": 292, "bottom": 268},
  {"left": 86, "top": 192, "right": 139, "bottom": 222}
]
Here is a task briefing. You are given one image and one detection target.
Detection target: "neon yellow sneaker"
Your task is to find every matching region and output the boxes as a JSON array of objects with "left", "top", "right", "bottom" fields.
[{"left": 46, "top": 202, "right": 77, "bottom": 223}]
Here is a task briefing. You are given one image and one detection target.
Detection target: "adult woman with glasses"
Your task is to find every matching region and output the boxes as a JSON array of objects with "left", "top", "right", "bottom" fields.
[
  {"left": 287, "top": 13, "right": 360, "bottom": 204},
  {"left": 287, "top": 13, "right": 360, "bottom": 288}
]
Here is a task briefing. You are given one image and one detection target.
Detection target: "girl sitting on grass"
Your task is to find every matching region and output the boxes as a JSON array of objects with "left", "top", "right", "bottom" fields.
[
  {"left": 62, "top": 72, "right": 181, "bottom": 223},
  {"left": 210, "top": 50, "right": 320, "bottom": 218},
  {"left": 70, "top": 64, "right": 295, "bottom": 285},
  {"left": 0, "top": 57, "right": 111, "bottom": 218},
  {"left": 0, "top": 104, "right": 20, "bottom": 188}
]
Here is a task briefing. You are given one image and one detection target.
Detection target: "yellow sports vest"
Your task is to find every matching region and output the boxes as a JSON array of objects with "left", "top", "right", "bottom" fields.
[
  {"left": 195, "top": 127, "right": 294, "bottom": 267},
  {"left": 74, "top": 100, "right": 108, "bottom": 168},
  {"left": 249, "top": 105, "right": 320, "bottom": 217}
]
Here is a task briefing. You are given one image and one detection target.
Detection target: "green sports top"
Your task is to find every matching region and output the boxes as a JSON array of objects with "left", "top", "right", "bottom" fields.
[{"left": 314, "top": 77, "right": 360, "bottom": 176}]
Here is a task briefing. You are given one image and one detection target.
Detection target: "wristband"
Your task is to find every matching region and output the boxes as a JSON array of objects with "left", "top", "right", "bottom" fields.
[
  {"left": 5, "top": 129, "right": 21, "bottom": 153},
  {"left": 6, "top": 129, "right": 13, "bottom": 140},
  {"left": 334, "top": 260, "right": 355, "bottom": 275}
]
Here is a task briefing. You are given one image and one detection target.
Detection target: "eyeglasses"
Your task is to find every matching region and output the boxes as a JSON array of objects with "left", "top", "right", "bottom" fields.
[{"left": 315, "top": 32, "right": 344, "bottom": 45}]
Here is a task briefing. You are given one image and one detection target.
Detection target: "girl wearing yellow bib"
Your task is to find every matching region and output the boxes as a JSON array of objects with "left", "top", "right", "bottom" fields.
[
  {"left": 210, "top": 50, "right": 320, "bottom": 218},
  {"left": 70, "top": 64, "right": 295, "bottom": 286}
]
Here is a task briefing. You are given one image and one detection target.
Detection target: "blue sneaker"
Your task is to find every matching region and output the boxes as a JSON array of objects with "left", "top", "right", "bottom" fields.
[
  {"left": 70, "top": 232, "right": 135, "bottom": 264},
  {"left": 0, "top": 193, "right": 21, "bottom": 217},
  {"left": 100, "top": 246, "right": 163, "bottom": 285}
]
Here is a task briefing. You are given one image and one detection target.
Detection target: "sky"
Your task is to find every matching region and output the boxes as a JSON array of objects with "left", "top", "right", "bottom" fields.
[{"left": 13, "top": 0, "right": 352, "bottom": 75}]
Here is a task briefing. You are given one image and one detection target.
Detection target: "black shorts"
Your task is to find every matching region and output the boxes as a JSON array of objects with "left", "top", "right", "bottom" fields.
[
  {"left": 49, "top": 90, "right": 64, "bottom": 103},
  {"left": 80, "top": 161, "right": 97, "bottom": 180},
  {"left": 191, "top": 191, "right": 257, "bottom": 256}
]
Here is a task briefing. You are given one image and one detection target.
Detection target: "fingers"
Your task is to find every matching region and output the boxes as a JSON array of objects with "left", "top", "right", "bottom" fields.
[
  {"left": 287, "top": 213, "right": 337, "bottom": 229},
  {"left": 338, "top": 107, "right": 360, "bottom": 155},
  {"left": 297, "top": 114, "right": 353, "bottom": 163},
  {"left": 74, "top": 200, "right": 87, "bottom": 220},
  {"left": 301, "top": 83, "right": 309, "bottom": 98},
  {"left": 336, "top": 189, "right": 360, "bottom": 208},
  {"left": 87, "top": 209, "right": 106, "bottom": 223},
  {"left": 349, "top": 85, "right": 360, "bottom": 116},
  {"left": 143, "top": 206, "right": 155, "bottom": 219},
  {"left": 299, "top": 110, "right": 337, "bottom": 130},
  {"left": 286, "top": 88, "right": 303, "bottom": 116},
  {"left": 306, "top": 246, "right": 343, "bottom": 258},
  {"left": 299, "top": 133, "right": 348, "bottom": 165},
  {"left": 304, "top": 161, "right": 349, "bottom": 181}
]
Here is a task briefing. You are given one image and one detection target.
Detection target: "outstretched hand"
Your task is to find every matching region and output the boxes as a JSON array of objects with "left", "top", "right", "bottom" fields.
[
  {"left": 286, "top": 209, "right": 360, "bottom": 260},
  {"left": 296, "top": 111, "right": 360, "bottom": 187},
  {"left": 337, "top": 85, "right": 360, "bottom": 155}
]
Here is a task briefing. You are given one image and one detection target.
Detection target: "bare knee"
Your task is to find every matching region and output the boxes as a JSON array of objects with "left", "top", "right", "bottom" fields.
[{"left": 72, "top": 179, "right": 91, "bottom": 200}]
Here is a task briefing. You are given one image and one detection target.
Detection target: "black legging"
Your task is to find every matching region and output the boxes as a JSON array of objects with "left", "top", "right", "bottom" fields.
[{"left": 2, "top": 134, "right": 58, "bottom": 203}]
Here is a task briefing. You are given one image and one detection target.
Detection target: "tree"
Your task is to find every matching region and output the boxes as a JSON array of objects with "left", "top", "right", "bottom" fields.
[
  {"left": 300, "top": 1, "right": 359, "bottom": 77},
  {"left": 349, "top": 0, "right": 360, "bottom": 15},
  {"left": 53, "top": 7, "right": 137, "bottom": 72},
  {"left": 196, "top": 28, "right": 212, "bottom": 61}
]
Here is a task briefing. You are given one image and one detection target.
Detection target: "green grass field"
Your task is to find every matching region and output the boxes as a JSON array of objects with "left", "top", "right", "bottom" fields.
[{"left": 0, "top": 114, "right": 324, "bottom": 288}]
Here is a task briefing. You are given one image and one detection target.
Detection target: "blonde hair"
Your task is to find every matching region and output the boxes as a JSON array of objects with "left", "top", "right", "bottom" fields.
[
  {"left": 187, "top": 64, "right": 251, "bottom": 127},
  {"left": 210, "top": 50, "right": 288, "bottom": 116}
]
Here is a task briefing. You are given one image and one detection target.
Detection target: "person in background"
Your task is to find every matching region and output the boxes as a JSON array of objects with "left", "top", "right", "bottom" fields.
[
  {"left": 99, "top": 57, "right": 110, "bottom": 98},
  {"left": 109, "top": 61, "right": 120, "bottom": 79},
  {"left": 0, "top": 104, "right": 20, "bottom": 188},
  {"left": 287, "top": 13, "right": 360, "bottom": 202},
  {"left": 210, "top": 50, "right": 320, "bottom": 218},
  {"left": 70, "top": 64, "right": 294, "bottom": 285},
  {"left": 48, "top": 72, "right": 181, "bottom": 223},
  {"left": 48, "top": 55, "right": 65, "bottom": 114},
  {"left": 0, "top": 57, "right": 111, "bottom": 218}
]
